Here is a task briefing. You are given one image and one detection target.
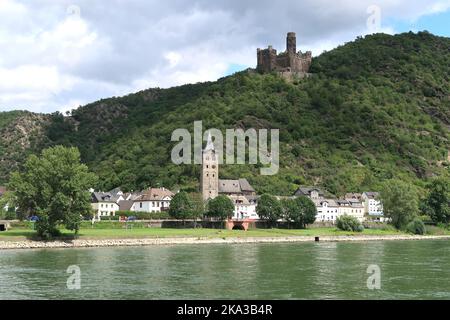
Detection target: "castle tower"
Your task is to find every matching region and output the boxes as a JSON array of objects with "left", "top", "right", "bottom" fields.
[
  {"left": 201, "top": 132, "right": 219, "bottom": 201},
  {"left": 286, "top": 32, "right": 297, "bottom": 54}
]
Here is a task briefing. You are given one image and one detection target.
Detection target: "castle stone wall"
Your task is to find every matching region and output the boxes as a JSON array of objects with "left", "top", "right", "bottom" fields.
[{"left": 257, "top": 32, "right": 312, "bottom": 75}]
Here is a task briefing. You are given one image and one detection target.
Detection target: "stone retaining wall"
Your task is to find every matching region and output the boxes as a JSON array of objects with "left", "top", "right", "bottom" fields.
[{"left": 1, "top": 235, "right": 449, "bottom": 251}]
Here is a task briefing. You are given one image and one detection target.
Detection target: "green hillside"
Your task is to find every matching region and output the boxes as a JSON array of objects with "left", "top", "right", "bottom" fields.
[
  {"left": 0, "top": 111, "right": 26, "bottom": 130},
  {"left": 1, "top": 31, "right": 449, "bottom": 196}
]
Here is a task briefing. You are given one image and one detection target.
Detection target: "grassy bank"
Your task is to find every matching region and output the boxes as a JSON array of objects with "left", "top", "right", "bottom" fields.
[
  {"left": 0, "top": 226, "right": 410, "bottom": 241},
  {"left": 2, "top": 221, "right": 449, "bottom": 242}
]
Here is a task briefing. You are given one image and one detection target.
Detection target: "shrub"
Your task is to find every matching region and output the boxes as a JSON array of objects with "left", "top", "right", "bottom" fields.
[
  {"left": 336, "top": 215, "right": 364, "bottom": 232},
  {"left": 133, "top": 211, "right": 170, "bottom": 220},
  {"left": 100, "top": 215, "right": 120, "bottom": 221},
  {"left": 116, "top": 210, "right": 135, "bottom": 217},
  {"left": 406, "top": 218, "right": 426, "bottom": 235}
]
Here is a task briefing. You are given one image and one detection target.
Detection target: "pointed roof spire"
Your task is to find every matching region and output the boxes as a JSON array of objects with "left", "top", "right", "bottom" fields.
[{"left": 204, "top": 131, "right": 215, "bottom": 152}]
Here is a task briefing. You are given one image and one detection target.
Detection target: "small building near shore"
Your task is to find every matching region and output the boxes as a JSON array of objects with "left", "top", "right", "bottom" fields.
[
  {"left": 131, "top": 187, "right": 175, "bottom": 213},
  {"left": 0, "top": 220, "right": 10, "bottom": 232}
]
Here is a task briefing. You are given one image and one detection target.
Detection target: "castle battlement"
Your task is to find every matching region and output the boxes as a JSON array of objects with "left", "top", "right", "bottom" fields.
[{"left": 257, "top": 32, "right": 312, "bottom": 76}]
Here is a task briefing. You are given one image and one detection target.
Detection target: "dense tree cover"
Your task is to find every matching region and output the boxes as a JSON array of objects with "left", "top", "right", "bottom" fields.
[
  {"left": 420, "top": 178, "right": 450, "bottom": 224},
  {"left": 8, "top": 146, "right": 98, "bottom": 239},
  {"left": 257, "top": 194, "right": 283, "bottom": 225},
  {"left": 1, "top": 32, "right": 449, "bottom": 196},
  {"left": 282, "top": 196, "right": 316, "bottom": 228},
  {"left": 206, "top": 195, "right": 234, "bottom": 220},
  {"left": 380, "top": 179, "right": 419, "bottom": 229}
]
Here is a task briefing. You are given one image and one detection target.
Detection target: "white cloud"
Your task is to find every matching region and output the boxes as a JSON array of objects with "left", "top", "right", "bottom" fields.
[{"left": 0, "top": 0, "right": 449, "bottom": 113}]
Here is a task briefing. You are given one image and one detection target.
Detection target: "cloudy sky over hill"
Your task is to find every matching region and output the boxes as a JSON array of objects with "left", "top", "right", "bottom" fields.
[{"left": 0, "top": 0, "right": 449, "bottom": 113}]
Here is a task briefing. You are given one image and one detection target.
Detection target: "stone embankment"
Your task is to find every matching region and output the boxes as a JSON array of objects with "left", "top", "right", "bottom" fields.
[{"left": 1, "top": 235, "right": 449, "bottom": 250}]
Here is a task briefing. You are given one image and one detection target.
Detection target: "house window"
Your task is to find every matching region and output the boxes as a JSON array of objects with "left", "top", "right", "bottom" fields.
[{"left": 140, "top": 202, "right": 143, "bottom": 208}]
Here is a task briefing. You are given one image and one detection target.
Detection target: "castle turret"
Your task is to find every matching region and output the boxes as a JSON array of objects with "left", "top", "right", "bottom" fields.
[{"left": 287, "top": 32, "right": 297, "bottom": 54}]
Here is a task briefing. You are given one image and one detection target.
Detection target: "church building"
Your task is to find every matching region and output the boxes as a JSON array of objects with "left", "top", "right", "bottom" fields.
[{"left": 201, "top": 133, "right": 258, "bottom": 220}]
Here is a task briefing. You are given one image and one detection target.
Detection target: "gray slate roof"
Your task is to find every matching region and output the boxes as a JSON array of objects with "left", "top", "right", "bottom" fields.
[
  {"left": 294, "top": 187, "right": 325, "bottom": 197},
  {"left": 118, "top": 200, "right": 134, "bottom": 211},
  {"left": 218, "top": 179, "right": 255, "bottom": 194},
  {"left": 363, "top": 192, "right": 380, "bottom": 199},
  {"left": 92, "top": 192, "right": 116, "bottom": 203}
]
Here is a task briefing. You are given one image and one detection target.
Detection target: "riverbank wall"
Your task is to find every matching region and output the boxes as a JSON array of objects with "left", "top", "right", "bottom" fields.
[{"left": 1, "top": 235, "right": 449, "bottom": 251}]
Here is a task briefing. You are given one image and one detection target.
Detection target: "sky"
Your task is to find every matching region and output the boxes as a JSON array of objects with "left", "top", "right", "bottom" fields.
[{"left": 0, "top": 0, "right": 449, "bottom": 114}]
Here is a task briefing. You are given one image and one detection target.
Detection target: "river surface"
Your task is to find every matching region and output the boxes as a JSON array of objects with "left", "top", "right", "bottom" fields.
[{"left": 0, "top": 240, "right": 449, "bottom": 300}]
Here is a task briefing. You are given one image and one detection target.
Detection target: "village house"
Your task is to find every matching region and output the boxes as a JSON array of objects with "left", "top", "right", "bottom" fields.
[
  {"left": 131, "top": 187, "right": 174, "bottom": 213},
  {"left": 91, "top": 192, "right": 120, "bottom": 220},
  {"left": 345, "top": 193, "right": 362, "bottom": 201},
  {"left": 314, "top": 199, "right": 339, "bottom": 222},
  {"left": 362, "top": 192, "right": 384, "bottom": 218},
  {"left": 337, "top": 199, "right": 365, "bottom": 222},
  {"left": 294, "top": 187, "right": 325, "bottom": 200},
  {"left": 229, "top": 195, "right": 259, "bottom": 220},
  {"left": 295, "top": 187, "right": 365, "bottom": 223}
]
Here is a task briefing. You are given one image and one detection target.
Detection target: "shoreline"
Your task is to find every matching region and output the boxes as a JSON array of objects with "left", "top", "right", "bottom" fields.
[{"left": 1, "top": 234, "right": 449, "bottom": 250}]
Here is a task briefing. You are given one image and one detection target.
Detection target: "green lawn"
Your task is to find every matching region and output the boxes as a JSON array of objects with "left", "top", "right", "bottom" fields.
[{"left": 0, "top": 226, "right": 408, "bottom": 241}]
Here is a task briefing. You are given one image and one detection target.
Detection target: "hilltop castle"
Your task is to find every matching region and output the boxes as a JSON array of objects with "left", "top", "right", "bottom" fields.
[{"left": 257, "top": 32, "right": 312, "bottom": 76}]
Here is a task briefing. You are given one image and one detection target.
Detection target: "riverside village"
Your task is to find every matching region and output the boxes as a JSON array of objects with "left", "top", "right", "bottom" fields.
[
  {"left": 87, "top": 131, "right": 384, "bottom": 231},
  {"left": 0, "top": 33, "right": 388, "bottom": 234}
]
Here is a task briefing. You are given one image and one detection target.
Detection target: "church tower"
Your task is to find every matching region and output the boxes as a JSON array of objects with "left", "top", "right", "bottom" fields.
[{"left": 201, "top": 132, "right": 219, "bottom": 201}]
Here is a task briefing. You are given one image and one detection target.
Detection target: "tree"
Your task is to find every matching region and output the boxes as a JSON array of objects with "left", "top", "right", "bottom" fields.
[
  {"left": 425, "top": 178, "right": 450, "bottom": 224},
  {"left": 169, "top": 192, "right": 194, "bottom": 221},
  {"left": 380, "top": 179, "right": 419, "bottom": 229},
  {"left": 257, "top": 194, "right": 283, "bottom": 226},
  {"left": 336, "top": 215, "right": 364, "bottom": 232},
  {"left": 8, "top": 146, "right": 98, "bottom": 239},
  {"left": 206, "top": 195, "right": 234, "bottom": 220},
  {"left": 406, "top": 217, "right": 426, "bottom": 235},
  {"left": 282, "top": 198, "right": 301, "bottom": 228},
  {"left": 296, "top": 196, "right": 317, "bottom": 227},
  {"left": 282, "top": 196, "right": 317, "bottom": 229},
  {"left": 189, "top": 192, "right": 206, "bottom": 228}
]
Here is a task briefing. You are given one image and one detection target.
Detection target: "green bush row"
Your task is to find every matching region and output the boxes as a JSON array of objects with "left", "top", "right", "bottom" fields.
[{"left": 336, "top": 215, "right": 364, "bottom": 232}]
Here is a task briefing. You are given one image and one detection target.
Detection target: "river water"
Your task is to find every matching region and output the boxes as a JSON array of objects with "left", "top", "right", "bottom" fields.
[{"left": 0, "top": 240, "right": 449, "bottom": 300}]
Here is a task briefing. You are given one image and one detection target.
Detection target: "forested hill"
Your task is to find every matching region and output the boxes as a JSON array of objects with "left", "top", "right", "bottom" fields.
[{"left": 0, "top": 31, "right": 449, "bottom": 196}]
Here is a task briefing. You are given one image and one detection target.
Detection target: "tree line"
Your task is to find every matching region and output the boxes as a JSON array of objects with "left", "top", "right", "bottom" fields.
[{"left": 2, "top": 146, "right": 449, "bottom": 239}]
